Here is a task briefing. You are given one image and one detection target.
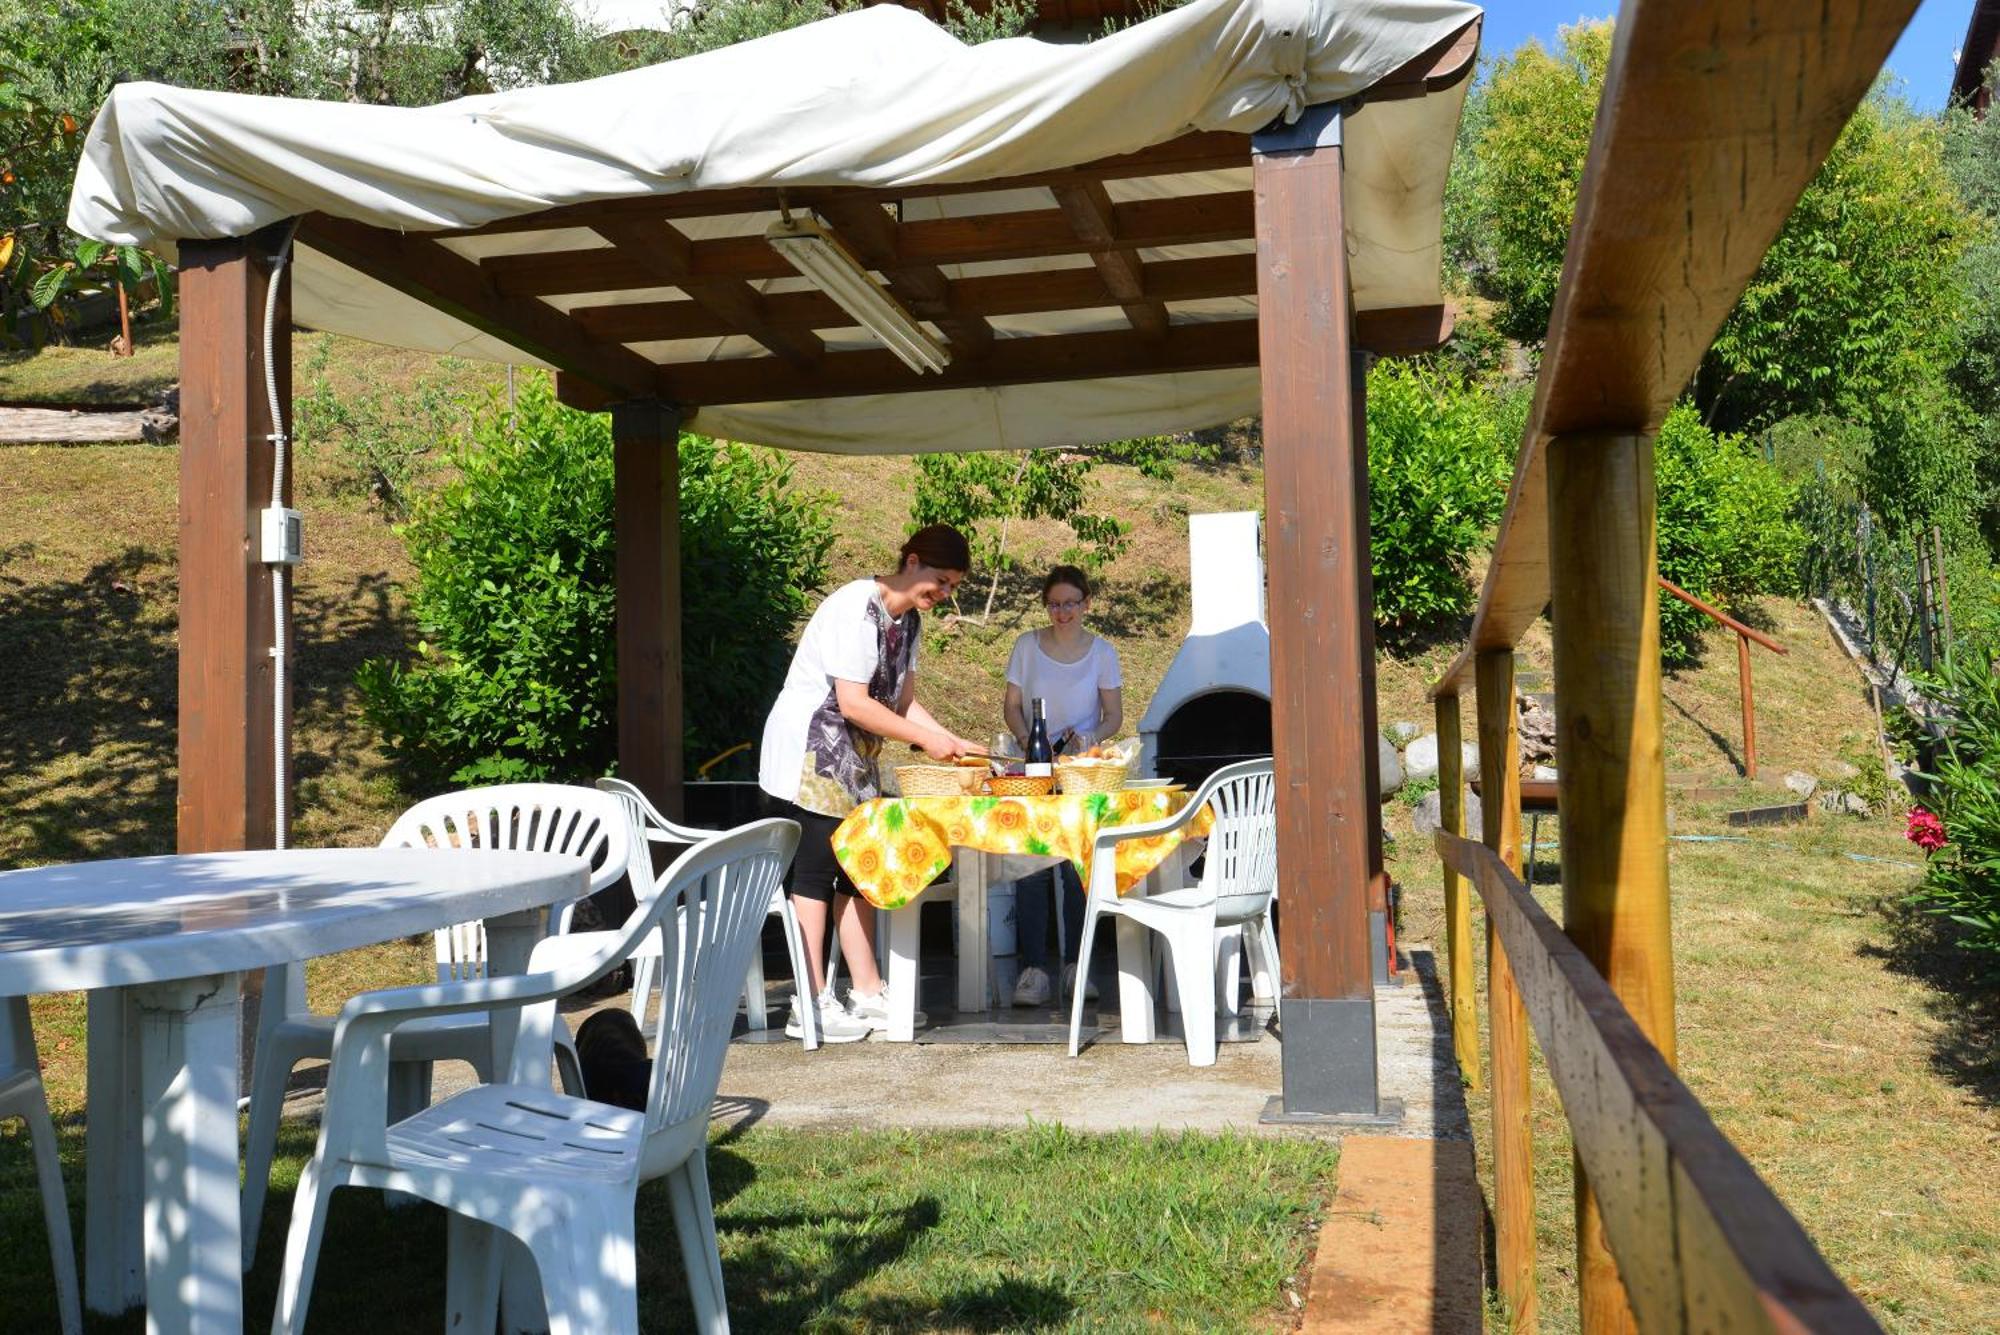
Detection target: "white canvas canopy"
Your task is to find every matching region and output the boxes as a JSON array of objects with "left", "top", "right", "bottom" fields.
[{"left": 69, "top": 0, "right": 1480, "bottom": 452}]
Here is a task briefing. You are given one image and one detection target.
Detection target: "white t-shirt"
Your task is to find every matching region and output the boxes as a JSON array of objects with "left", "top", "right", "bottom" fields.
[
  {"left": 1005, "top": 631, "right": 1122, "bottom": 746},
  {"left": 759, "top": 578, "right": 920, "bottom": 814}
]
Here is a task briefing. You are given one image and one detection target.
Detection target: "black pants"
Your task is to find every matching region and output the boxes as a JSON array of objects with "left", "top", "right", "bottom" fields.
[{"left": 772, "top": 799, "right": 862, "bottom": 904}]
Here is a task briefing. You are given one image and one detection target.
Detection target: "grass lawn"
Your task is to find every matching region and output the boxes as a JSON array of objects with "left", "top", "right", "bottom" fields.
[{"left": 0, "top": 1121, "right": 1334, "bottom": 1332}]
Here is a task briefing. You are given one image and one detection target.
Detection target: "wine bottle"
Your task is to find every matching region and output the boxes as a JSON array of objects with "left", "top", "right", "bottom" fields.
[{"left": 1025, "top": 697, "right": 1054, "bottom": 778}]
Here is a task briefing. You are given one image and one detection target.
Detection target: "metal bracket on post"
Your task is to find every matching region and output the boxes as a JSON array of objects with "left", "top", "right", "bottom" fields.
[{"left": 1251, "top": 101, "right": 1344, "bottom": 156}]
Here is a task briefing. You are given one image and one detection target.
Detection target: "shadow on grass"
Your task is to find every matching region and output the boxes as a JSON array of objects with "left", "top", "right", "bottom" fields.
[
  {"left": 0, "top": 539, "right": 407, "bottom": 866},
  {"left": 1861, "top": 897, "right": 2000, "bottom": 1108},
  {"left": 1664, "top": 689, "right": 1745, "bottom": 777}
]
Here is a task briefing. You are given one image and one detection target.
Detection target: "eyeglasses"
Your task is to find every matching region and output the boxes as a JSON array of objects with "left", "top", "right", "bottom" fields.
[{"left": 1047, "top": 599, "right": 1084, "bottom": 612}]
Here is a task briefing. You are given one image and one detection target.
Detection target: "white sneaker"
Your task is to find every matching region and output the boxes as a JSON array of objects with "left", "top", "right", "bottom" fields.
[
  {"left": 844, "top": 987, "right": 893, "bottom": 1032},
  {"left": 786, "top": 990, "right": 869, "bottom": 1043},
  {"left": 1013, "top": 965, "right": 1053, "bottom": 1007},
  {"left": 1064, "top": 963, "right": 1099, "bottom": 1002}
]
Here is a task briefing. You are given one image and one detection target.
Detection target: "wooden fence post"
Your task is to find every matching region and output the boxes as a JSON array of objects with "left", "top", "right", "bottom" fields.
[
  {"left": 1476, "top": 648, "right": 1533, "bottom": 1332},
  {"left": 1436, "top": 693, "right": 1478, "bottom": 1089},
  {"left": 1548, "top": 432, "right": 1676, "bottom": 1335}
]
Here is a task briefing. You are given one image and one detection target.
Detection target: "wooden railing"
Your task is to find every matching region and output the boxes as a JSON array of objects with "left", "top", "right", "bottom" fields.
[
  {"left": 1420, "top": 1, "right": 1922, "bottom": 1328},
  {"left": 1434, "top": 833, "right": 1882, "bottom": 1334},
  {"left": 1656, "top": 577, "right": 1787, "bottom": 779}
]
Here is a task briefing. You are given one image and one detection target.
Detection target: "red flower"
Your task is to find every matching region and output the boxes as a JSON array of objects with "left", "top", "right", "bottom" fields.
[{"left": 1906, "top": 807, "right": 1948, "bottom": 855}]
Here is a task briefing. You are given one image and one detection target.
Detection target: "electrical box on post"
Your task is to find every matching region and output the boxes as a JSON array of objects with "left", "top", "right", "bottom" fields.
[{"left": 260, "top": 506, "right": 303, "bottom": 566}]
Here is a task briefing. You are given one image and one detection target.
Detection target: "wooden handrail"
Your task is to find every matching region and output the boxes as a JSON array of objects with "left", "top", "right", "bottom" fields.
[
  {"left": 1435, "top": 833, "right": 1882, "bottom": 1334},
  {"left": 1656, "top": 577, "right": 1787, "bottom": 654},
  {"left": 1427, "top": 0, "right": 1920, "bottom": 702}
]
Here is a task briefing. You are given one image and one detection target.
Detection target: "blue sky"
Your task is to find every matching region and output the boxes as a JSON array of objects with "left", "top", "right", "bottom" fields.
[{"left": 1477, "top": 1, "right": 1974, "bottom": 112}]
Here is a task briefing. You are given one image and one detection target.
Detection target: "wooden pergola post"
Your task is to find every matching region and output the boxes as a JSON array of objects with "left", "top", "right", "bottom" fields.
[
  {"left": 1548, "top": 432, "right": 1676, "bottom": 1335},
  {"left": 612, "top": 401, "right": 686, "bottom": 821},
  {"left": 1254, "top": 104, "right": 1384, "bottom": 1121},
  {"left": 1353, "top": 349, "right": 1392, "bottom": 986},
  {"left": 1476, "top": 648, "right": 1534, "bottom": 1331},
  {"left": 176, "top": 224, "right": 293, "bottom": 855}
]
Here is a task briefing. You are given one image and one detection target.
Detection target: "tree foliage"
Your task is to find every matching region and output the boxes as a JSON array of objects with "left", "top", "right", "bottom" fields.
[
  {"left": 1363, "top": 361, "right": 1517, "bottom": 634},
  {"left": 1456, "top": 23, "right": 1984, "bottom": 455}
]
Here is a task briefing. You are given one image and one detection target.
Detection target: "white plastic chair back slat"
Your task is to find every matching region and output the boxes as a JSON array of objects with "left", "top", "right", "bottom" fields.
[
  {"left": 644, "top": 848, "right": 790, "bottom": 1134},
  {"left": 1198, "top": 766, "right": 1279, "bottom": 922},
  {"left": 378, "top": 784, "right": 631, "bottom": 982}
]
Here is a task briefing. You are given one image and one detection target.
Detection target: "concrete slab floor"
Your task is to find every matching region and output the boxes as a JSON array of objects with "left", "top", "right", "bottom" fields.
[{"left": 264, "top": 945, "right": 1470, "bottom": 1145}]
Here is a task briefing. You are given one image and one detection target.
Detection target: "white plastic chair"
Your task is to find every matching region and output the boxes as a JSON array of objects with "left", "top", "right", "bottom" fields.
[
  {"left": 1, "top": 995, "right": 81, "bottom": 1335},
  {"left": 1066, "top": 758, "right": 1278, "bottom": 1067},
  {"left": 240, "top": 783, "right": 631, "bottom": 1264},
  {"left": 595, "top": 778, "right": 819, "bottom": 1049},
  {"left": 271, "top": 817, "right": 800, "bottom": 1335}
]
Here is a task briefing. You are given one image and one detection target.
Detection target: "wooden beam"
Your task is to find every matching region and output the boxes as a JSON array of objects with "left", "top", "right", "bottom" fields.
[
  {"left": 483, "top": 191, "right": 1254, "bottom": 295},
  {"left": 591, "top": 219, "right": 822, "bottom": 367},
  {"left": 1436, "top": 834, "right": 1881, "bottom": 1335},
  {"left": 1255, "top": 106, "right": 1379, "bottom": 1116},
  {"left": 423, "top": 130, "right": 1251, "bottom": 239},
  {"left": 568, "top": 253, "right": 1259, "bottom": 342},
  {"left": 1050, "top": 182, "right": 1170, "bottom": 338},
  {"left": 177, "top": 223, "right": 291, "bottom": 856},
  {"left": 613, "top": 402, "right": 685, "bottom": 821},
  {"left": 1477, "top": 648, "right": 1536, "bottom": 1333},
  {"left": 297, "top": 214, "right": 663, "bottom": 402},
  {"left": 813, "top": 197, "right": 995, "bottom": 359},
  {"left": 1354, "top": 303, "right": 1455, "bottom": 357},
  {"left": 1352, "top": 350, "right": 1389, "bottom": 983},
  {"left": 1429, "top": 0, "right": 1921, "bottom": 700},
  {"left": 1548, "top": 431, "right": 1674, "bottom": 1334},
  {"left": 1356, "top": 17, "right": 1481, "bottom": 102},
  {"left": 671, "top": 318, "right": 1258, "bottom": 405}
]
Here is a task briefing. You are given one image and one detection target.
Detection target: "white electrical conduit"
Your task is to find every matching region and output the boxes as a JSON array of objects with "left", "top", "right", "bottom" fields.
[{"left": 265, "top": 218, "right": 300, "bottom": 851}]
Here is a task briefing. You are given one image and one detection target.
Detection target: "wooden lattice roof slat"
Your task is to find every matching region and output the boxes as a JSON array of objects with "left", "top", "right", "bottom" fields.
[
  {"left": 1051, "top": 181, "right": 1170, "bottom": 338},
  {"left": 480, "top": 191, "right": 1254, "bottom": 296},
  {"left": 421, "top": 132, "right": 1254, "bottom": 240},
  {"left": 298, "top": 214, "right": 663, "bottom": 400},
  {"left": 565, "top": 252, "right": 1258, "bottom": 342},
  {"left": 592, "top": 218, "right": 825, "bottom": 367}
]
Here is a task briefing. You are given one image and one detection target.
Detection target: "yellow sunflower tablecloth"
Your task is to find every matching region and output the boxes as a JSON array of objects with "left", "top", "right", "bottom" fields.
[{"left": 830, "top": 789, "right": 1211, "bottom": 910}]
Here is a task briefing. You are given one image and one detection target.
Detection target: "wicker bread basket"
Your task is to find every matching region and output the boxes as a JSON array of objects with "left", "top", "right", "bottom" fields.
[
  {"left": 896, "top": 764, "right": 982, "bottom": 797},
  {"left": 1055, "top": 759, "right": 1130, "bottom": 794},
  {"left": 985, "top": 774, "right": 1056, "bottom": 798}
]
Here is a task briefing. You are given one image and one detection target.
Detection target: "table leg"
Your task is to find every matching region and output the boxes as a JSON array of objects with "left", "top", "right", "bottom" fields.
[
  {"left": 85, "top": 988, "right": 145, "bottom": 1315},
  {"left": 883, "top": 900, "right": 922, "bottom": 1043},
  {"left": 954, "top": 848, "right": 987, "bottom": 1014},
  {"left": 479, "top": 907, "right": 550, "bottom": 1079},
  {"left": 134, "top": 973, "right": 244, "bottom": 1335},
  {"left": 481, "top": 908, "right": 552, "bottom": 1335}
]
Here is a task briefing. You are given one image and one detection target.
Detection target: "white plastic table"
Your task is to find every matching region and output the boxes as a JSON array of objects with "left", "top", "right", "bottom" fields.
[{"left": 0, "top": 847, "right": 589, "bottom": 1335}]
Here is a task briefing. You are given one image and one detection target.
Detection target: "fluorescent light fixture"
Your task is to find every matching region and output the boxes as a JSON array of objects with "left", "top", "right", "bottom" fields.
[{"left": 765, "top": 216, "right": 951, "bottom": 375}]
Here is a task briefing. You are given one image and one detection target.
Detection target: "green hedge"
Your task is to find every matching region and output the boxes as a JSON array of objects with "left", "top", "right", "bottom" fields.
[
  {"left": 357, "top": 381, "right": 833, "bottom": 789},
  {"left": 1654, "top": 405, "right": 1802, "bottom": 662}
]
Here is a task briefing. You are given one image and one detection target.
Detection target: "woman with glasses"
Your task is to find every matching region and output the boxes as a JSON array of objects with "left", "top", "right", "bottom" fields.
[
  {"left": 1001, "top": 564, "right": 1124, "bottom": 1007},
  {"left": 760, "top": 523, "right": 983, "bottom": 1042}
]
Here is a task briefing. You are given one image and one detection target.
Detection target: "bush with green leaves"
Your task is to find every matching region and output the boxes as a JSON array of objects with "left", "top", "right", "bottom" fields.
[
  {"left": 1652, "top": 405, "right": 1802, "bottom": 662},
  {"left": 1910, "top": 647, "right": 2000, "bottom": 962},
  {"left": 1363, "top": 361, "right": 1516, "bottom": 633},
  {"left": 358, "top": 380, "right": 834, "bottom": 789}
]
